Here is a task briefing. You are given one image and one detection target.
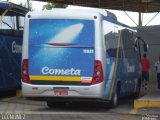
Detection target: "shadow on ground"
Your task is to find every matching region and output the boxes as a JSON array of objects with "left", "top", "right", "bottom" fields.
[
  {"left": 0, "top": 90, "right": 16, "bottom": 98},
  {"left": 35, "top": 97, "right": 134, "bottom": 113}
]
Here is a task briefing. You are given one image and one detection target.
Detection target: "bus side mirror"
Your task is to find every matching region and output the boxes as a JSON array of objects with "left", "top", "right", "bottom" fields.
[{"left": 143, "top": 43, "right": 148, "bottom": 52}]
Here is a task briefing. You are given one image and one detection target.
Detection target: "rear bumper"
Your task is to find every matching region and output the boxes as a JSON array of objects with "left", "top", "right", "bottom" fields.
[{"left": 22, "top": 82, "right": 105, "bottom": 99}]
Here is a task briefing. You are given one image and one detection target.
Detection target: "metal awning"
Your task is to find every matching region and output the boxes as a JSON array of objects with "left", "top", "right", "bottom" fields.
[
  {"left": 0, "top": 2, "right": 28, "bottom": 16},
  {"left": 32, "top": 0, "right": 160, "bottom": 13}
]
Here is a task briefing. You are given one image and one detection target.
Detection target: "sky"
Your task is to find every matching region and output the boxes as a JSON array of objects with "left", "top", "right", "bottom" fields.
[{"left": 2, "top": 0, "right": 160, "bottom": 27}]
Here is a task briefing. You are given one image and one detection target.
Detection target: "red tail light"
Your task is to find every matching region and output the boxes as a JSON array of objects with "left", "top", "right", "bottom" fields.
[
  {"left": 22, "top": 59, "right": 30, "bottom": 83},
  {"left": 92, "top": 60, "right": 103, "bottom": 84}
]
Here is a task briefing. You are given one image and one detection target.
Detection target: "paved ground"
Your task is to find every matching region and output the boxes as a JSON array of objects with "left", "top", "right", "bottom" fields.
[
  {"left": 0, "top": 96, "right": 159, "bottom": 120},
  {"left": 134, "top": 82, "right": 160, "bottom": 110},
  {"left": 0, "top": 82, "right": 160, "bottom": 120}
]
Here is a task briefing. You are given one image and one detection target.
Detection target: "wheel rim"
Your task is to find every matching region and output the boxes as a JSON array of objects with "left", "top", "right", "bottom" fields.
[{"left": 113, "top": 92, "right": 117, "bottom": 105}]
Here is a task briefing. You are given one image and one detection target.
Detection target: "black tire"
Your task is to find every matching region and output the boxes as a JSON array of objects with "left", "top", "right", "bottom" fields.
[
  {"left": 109, "top": 85, "right": 120, "bottom": 108},
  {"left": 109, "top": 91, "right": 118, "bottom": 108},
  {"left": 133, "top": 78, "right": 141, "bottom": 98}
]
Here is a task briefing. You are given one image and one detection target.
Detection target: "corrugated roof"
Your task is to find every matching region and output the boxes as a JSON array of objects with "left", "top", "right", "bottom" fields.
[
  {"left": 0, "top": 2, "right": 28, "bottom": 16},
  {"left": 33, "top": 0, "right": 160, "bottom": 13}
]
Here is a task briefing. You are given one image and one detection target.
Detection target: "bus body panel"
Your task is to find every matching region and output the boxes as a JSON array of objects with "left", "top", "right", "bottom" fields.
[
  {"left": 0, "top": 30, "right": 22, "bottom": 90},
  {"left": 28, "top": 19, "right": 95, "bottom": 85},
  {"left": 22, "top": 82, "right": 104, "bottom": 98},
  {"left": 103, "top": 20, "right": 141, "bottom": 100}
]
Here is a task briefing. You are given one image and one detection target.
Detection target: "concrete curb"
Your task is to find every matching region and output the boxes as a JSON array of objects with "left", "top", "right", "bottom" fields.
[
  {"left": 134, "top": 100, "right": 160, "bottom": 109},
  {"left": 16, "top": 90, "right": 22, "bottom": 97}
]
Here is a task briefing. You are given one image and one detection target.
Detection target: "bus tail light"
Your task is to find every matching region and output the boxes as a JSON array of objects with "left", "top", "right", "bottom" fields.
[
  {"left": 22, "top": 59, "right": 31, "bottom": 83},
  {"left": 92, "top": 60, "right": 103, "bottom": 84}
]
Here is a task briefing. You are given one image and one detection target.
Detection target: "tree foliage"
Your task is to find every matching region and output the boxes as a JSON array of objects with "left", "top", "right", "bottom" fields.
[
  {"left": 19, "top": 2, "right": 33, "bottom": 11},
  {"left": 42, "top": 3, "right": 67, "bottom": 10}
]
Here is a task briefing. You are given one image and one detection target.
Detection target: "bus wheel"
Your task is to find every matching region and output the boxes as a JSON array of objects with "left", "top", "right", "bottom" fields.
[
  {"left": 109, "top": 92, "right": 117, "bottom": 108},
  {"left": 109, "top": 83, "right": 121, "bottom": 108},
  {"left": 109, "top": 88, "right": 118, "bottom": 108},
  {"left": 133, "top": 78, "right": 141, "bottom": 98}
]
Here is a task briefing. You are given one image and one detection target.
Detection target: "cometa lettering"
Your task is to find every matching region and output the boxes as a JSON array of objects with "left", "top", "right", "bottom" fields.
[
  {"left": 41, "top": 66, "right": 81, "bottom": 76},
  {"left": 12, "top": 41, "right": 22, "bottom": 54},
  {"left": 127, "top": 64, "right": 135, "bottom": 73}
]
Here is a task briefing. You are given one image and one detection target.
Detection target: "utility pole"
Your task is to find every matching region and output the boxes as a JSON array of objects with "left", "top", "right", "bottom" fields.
[{"left": 139, "top": 11, "right": 142, "bottom": 27}]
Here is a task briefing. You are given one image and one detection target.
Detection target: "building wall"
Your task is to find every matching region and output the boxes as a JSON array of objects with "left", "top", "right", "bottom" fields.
[{"left": 137, "top": 25, "right": 160, "bottom": 82}]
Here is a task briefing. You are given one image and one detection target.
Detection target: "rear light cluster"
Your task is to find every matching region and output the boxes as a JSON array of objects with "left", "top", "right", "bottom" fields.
[
  {"left": 92, "top": 60, "right": 104, "bottom": 85},
  {"left": 22, "top": 59, "right": 30, "bottom": 83}
]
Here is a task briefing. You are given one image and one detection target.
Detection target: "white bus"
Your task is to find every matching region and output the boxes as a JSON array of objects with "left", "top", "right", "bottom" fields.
[{"left": 22, "top": 8, "right": 147, "bottom": 107}]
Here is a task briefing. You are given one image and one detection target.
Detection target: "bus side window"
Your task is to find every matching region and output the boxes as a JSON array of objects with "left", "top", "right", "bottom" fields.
[
  {"left": 103, "top": 21, "right": 117, "bottom": 58},
  {"left": 105, "top": 32, "right": 117, "bottom": 57},
  {"left": 0, "top": 16, "right": 24, "bottom": 30},
  {"left": 121, "top": 29, "right": 138, "bottom": 59},
  {"left": 103, "top": 22, "right": 122, "bottom": 58}
]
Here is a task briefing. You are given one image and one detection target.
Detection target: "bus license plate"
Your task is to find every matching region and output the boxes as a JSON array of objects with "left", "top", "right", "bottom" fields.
[{"left": 54, "top": 90, "right": 68, "bottom": 96}]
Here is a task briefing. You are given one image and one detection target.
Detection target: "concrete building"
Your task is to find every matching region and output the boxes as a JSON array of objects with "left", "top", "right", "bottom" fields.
[{"left": 137, "top": 25, "right": 160, "bottom": 82}]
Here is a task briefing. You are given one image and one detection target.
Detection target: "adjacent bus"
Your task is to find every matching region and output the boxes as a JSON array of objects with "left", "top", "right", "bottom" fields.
[
  {"left": 0, "top": 2, "right": 28, "bottom": 91},
  {"left": 22, "top": 8, "right": 147, "bottom": 107}
]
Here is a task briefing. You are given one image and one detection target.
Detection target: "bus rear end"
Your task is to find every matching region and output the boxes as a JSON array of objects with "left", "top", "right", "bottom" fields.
[{"left": 22, "top": 9, "right": 105, "bottom": 101}]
